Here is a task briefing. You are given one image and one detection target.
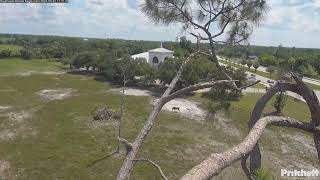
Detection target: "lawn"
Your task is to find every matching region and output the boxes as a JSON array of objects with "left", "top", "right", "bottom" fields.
[
  {"left": 251, "top": 82, "right": 266, "bottom": 89},
  {"left": 0, "top": 59, "right": 318, "bottom": 179},
  {"left": 0, "top": 58, "right": 65, "bottom": 76},
  {"left": 0, "top": 60, "right": 249, "bottom": 179}
]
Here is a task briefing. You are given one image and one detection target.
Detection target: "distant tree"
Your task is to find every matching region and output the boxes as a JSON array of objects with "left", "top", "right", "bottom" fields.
[
  {"left": 266, "top": 66, "right": 277, "bottom": 78},
  {"left": 179, "top": 36, "right": 192, "bottom": 51},
  {"left": 72, "top": 51, "right": 98, "bottom": 71},
  {"left": 246, "top": 61, "right": 253, "bottom": 69},
  {"left": 275, "top": 44, "right": 288, "bottom": 60},
  {"left": 253, "top": 61, "right": 260, "bottom": 72},
  {"left": 272, "top": 91, "right": 287, "bottom": 115},
  {"left": 41, "top": 42, "right": 66, "bottom": 58},
  {"left": 299, "top": 64, "right": 318, "bottom": 78},
  {"left": 259, "top": 53, "right": 278, "bottom": 66},
  {"left": 0, "top": 49, "right": 12, "bottom": 58},
  {"left": 20, "top": 49, "right": 33, "bottom": 60},
  {"left": 288, "top": 57, "right": 296, "bottom": 71},
  {"left": 158, "top": 57, "right": 180, "bottom": 85},
  {"left": 241, "top": 59, "right": 247, "bottom": 66},
  {"left": 61, "top": 58, "right": 73, "bottom": 69}
]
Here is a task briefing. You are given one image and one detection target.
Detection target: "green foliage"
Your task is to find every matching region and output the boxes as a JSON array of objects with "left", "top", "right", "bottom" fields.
[
  {"left": 299, "top": 64, "right": 318, "bottom": 77},
  {"left": 179, "top": 36, "right": 192, "bottom": 51},
  {"left": 246, "top": 61, "right": 253, "bottom": 68},
  {"left": 255, "top": 168, "right": 274, "bottom": 180},
  {"left": 98, "top": 54, "right": 156, "bottom": 85},
  {"left": 266, "top": 66, "right": 277, "bottom": 78},
  {"left": 253, "top": 61, "right": 260, "bottom": 70},
  {"left": 158, "top": 55, "right": 217, "bottom": 88},
  {"left": 141, "top": 0, "right": 268, "bottom": 44},
  {"left": 41, "top": 41, "right": 66, "bottom": 58},
  {"left": 0, "top": 49, "right": 11, "bottom": 58},
  {"left": 20, "top": 49, "right": 33, "bottom": 60},
  {"left": 272, "top": 92, "right": 287, "bottom": 114},
  {"left": 71, "top": 51, "right": 99, "bottom": 70},
  {"left": 288, "top": 57, "right": 296, "bottom": 69},
  {"left": 241, "top": 59, "right": 247, "bottom": 65},
  {"left": 259, "top": 53, "right": 278, "bottom": 66},
  {"left": 158, "top": 57, "right": 181, "bottom": 85}
]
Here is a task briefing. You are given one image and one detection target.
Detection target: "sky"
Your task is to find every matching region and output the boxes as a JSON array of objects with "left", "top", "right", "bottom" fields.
[{"left": 0, "top": 0, "right": 320, "bottom": 48}]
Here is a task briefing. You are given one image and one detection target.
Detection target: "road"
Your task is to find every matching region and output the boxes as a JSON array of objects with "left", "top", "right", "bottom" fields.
[
  {"left": 217, "top": 59, "right": 320, "bottom": 102},
  {"left": 218, "top": 56, "right": 320, "bottom": 87}
]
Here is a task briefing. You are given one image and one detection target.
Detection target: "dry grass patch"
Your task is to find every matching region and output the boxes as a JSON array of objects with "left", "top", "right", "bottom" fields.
[{"left": 37, "top": 88, "right": 76, "bottom": 101}]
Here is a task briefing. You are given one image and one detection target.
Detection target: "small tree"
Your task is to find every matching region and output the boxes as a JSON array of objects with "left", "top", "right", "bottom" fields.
[
  {"left": 20, "top": 49, "right": 33, "bottom": 60},
  {"left": 246, "top": 61, "right": 253, "bottom": 70},
  {"left": 253, "top": 61, "right": 260, "bottom": 72},
  {"left": 266, "top": 66, "right": 276, "bottom": 78},
  {"left": 241, "top": 59, "right": 247, "bottom": 66},
  {"left": 179, "top": 36, "right": 192, "bottom": 51},
  {"left": 299, "top": 64, "right": 318, "bottom": 78},
  {"left": 272, "top": 91, "right": 287, "bottom": 115},
  {"left": 0, "top": 49, "right": 12, "bottom": 58},
  {"left": 288, "top": 57, "right": 296, "bottom": 71}
]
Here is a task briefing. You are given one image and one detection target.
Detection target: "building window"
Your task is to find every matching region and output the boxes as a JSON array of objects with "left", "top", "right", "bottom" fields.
[{"left": 153, "top": 57, "right": 159, "bottom": 64}]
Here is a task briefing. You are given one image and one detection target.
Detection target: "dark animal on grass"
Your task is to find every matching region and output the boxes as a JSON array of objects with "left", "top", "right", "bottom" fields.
[{"left": 172, "top": 107, "right": 180, "bottom": 111}]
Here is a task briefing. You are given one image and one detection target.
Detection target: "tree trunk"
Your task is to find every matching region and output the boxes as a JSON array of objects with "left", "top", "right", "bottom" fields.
[
  {"left": 116, "top": 52, "right": 199, "bottom": 180},
  {"left": 181, "top": 116, "right": 298, "bottom": 180},
  {"left": 247, "top": 74, "right": 320, "bottom": 176}
]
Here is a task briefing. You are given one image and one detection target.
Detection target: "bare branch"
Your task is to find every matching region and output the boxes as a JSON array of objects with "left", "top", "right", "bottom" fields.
[
  {"left": 247, "top": 75, "right": 320, "bottom": 176},
  {"left": 87, "top": 149, "right": 119, "bottom": 168},
  {"left": 118, "top": 137, "right": 133, "bottom": 152},
  {"left": 239, "top": 80, "right": 261, "bottom": 90},
  {"left": 271, "top": 118, "right": 315, "bottom": 133},
  {"left": 181, "top": 116, "right": 297, "bottom": 180},
  {"left": 133, "top": 158, "right": 168, "bottom": 180}
]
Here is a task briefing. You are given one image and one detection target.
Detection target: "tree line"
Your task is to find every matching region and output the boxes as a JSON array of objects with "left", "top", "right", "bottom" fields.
[{"left": 219, "top": 44, "right": 320, "bottom": 78}]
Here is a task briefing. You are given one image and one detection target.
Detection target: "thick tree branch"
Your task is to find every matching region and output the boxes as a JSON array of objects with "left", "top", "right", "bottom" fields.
[
  {"left": 239, "top": 80, "right": 261, "bottom": 90},
  {"left": 181, "top": 116, "right": 293, "bottom": 180},
  {"left": 116, "top": 52, "right": 200, "bottom": 180},
  {"left": 247, "top": 74, "right": 320, "bottom": 176}
]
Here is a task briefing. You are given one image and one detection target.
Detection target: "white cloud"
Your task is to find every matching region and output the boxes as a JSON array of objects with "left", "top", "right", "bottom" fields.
[{"left": 0, "top": 0, "right": 319, "bottom": 48}]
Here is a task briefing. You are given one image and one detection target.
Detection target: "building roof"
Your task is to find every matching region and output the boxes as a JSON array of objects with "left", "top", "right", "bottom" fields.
[
  {"left": 148, "top": 47, "right": 174, "bottom": 53},
  {"left": 131, "top": 52, "right": 149, "bottom": 60}
]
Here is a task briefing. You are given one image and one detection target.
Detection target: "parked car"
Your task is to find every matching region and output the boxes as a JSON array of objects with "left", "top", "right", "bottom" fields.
[
  {"left": 267, "top": 80, "right": 274, "bottom": 84},
  {"left": 250, "top": 74, "right": 256, "bottom": 77}
]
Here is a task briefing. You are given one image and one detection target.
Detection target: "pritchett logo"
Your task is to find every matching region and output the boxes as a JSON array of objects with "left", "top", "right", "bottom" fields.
[{"left": 281, "top": 169, "right": 319, "bottom": 177}]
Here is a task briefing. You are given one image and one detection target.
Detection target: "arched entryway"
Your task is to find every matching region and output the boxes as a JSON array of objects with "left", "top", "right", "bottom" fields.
[{"left": 152, "top": 57, "right": 159, "bottom": 64}]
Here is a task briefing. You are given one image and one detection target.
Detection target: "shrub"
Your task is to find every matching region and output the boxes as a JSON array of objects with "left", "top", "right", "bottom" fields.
[{"left": 20, "top": 49, "right": 33, "bottom": 60}]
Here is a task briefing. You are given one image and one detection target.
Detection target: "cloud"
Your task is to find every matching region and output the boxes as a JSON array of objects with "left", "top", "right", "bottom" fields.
[{"left": 0, "top": 0, "right": 319, "bottom": 48}]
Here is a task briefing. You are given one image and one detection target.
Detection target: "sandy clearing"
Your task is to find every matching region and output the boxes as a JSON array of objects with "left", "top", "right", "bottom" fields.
[
  {"left": 112, "top": 88, "right": 208, "bottom": 121},
  {"left": 0, "top": 160, "right": 10, "bottom": 176},
  {"left": 0, "top": 130, "right": 15, "bottom": 140},
  {"left": 110, "top": 88, "right": 159, "bottom": 97},
  {"left": 162, "top": 98, "right": 207, "bottom": 121},
  {"left": 0, "top": 106, "right": 11, "bottom": 111},
  {"left": 37, "top": 88, "right": 75, "bottom": 101},
  {"left": 7, "top": 111, "right": 31, "bottom": 123}
]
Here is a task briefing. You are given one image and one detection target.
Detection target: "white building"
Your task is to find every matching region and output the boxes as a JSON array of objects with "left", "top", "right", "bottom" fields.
[{"left": 131, "top": 43, "right": 174, "bottom": 66}]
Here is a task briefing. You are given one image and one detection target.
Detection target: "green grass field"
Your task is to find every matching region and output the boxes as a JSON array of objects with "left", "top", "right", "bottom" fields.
[
  {"left": 0, "top": 58, "right": 65, "bottom": 75},
  {"left": 0, "top": 59, "right": 318, "bottom": 179}
]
